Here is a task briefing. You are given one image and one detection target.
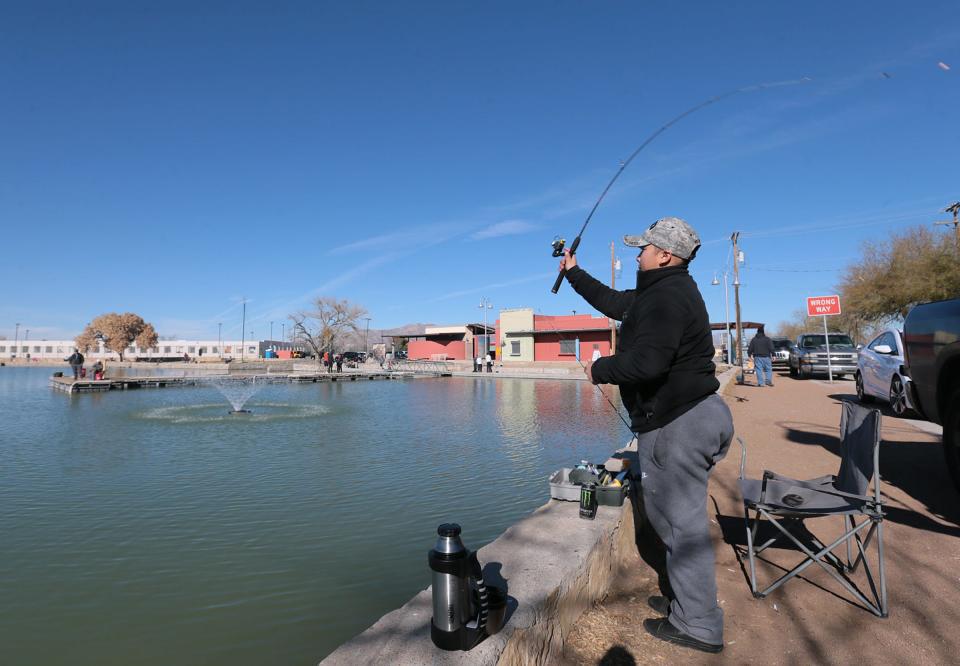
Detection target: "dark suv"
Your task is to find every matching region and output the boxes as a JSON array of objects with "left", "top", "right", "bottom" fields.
[
  {"left": 903, "top": 298, "right": 960, "bottom": 491},
  {"left": 771, "top": 337, "right": 793, "bottom": 367}
]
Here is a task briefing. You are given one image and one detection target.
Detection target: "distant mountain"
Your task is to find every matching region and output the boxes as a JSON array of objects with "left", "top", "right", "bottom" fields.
[{"left": 338, "top": 323, "right": 435, "bottom": 351}]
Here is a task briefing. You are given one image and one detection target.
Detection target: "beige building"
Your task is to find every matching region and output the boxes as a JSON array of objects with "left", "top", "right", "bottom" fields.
[{"left": 498, "top": 308, "right": 536, "bottom": 362}]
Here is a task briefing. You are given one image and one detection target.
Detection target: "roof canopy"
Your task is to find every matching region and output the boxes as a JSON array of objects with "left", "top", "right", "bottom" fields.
[{"left": 710, "top": 321, "right": 765, "bottom": 331}]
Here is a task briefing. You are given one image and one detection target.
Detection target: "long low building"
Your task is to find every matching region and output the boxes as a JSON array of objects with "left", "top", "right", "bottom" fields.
[{"left": 1, "top": 338, "right": 305, "bottom": 361}]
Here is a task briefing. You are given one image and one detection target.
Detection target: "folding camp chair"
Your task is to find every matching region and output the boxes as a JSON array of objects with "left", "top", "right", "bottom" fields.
[{"left": 738, "top": 401, "right": 887, "bottom": 617}]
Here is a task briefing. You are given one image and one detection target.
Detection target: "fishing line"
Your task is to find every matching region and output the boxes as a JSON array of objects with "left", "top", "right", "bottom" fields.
[
  {"left": 551, "top": 76, "right": 812, "bottom": 294},
  {"left": 535, "top": 309, "right": 634, "bottom": 435}
]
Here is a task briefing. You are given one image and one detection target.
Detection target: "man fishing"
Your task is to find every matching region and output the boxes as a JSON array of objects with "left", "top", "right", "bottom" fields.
[{"left": 558, "top": 216, "right": 734, "bottom": 653}]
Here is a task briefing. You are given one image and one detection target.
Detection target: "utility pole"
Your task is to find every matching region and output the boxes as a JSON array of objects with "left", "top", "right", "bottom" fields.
[
  {"left": 270, "top": 321, "right": 274, "bottom": 341},
  {"left": 13, "top": 322, "right": 19, "bottom": 359},
  {"left": 610, "top": 242, "right": 618, "bottom": 352},
  {"left": 936, "top": 201, "right": 960, "bottom": 249},
  {"left": 363, "top": 317, "right": 371, "bottom": 355},
  {"left": 240, "top": 299, "right": 247, "bottom": 362},
  {"left": 732, "top": 232, "right": 745, "bottom": 382},
  {"left": 217, "top": 322, "right": 222, "bottom": 357}
]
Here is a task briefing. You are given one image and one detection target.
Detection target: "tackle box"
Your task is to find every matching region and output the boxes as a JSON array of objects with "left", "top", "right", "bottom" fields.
[{"left": 548, "top": 467, "right": 630, "bottom": 507}]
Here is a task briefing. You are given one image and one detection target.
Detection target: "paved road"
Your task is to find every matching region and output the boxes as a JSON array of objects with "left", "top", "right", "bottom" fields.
[{"left": 564, "top": 368, "right": 959, "bottom": 664}]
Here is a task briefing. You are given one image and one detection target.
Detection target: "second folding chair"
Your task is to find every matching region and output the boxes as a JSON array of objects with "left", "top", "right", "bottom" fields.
[{"left": 737, "top": 400, "right": 887, "bottom": 617}]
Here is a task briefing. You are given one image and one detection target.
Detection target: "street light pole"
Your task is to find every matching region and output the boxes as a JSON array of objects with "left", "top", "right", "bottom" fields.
[
  {"left": 478, "top": 298, "right": 493, "bottom": 361},
  {"left": 363, "top": 317, "right": 371, "bottom": 354},
  {"left": 711, "top": 271, "right": 733, "bottom": 365},
  {"left": 217, "top": 322, "right": 222, "bottom": 358},
  {"left": 270, "top": 321, "right": 274, "bottom": 341},
  {"left": 13, "top": 322, "right": 19, "bottom": 359}
]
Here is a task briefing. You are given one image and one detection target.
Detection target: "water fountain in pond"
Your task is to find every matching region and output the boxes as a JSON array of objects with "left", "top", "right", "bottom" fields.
[{"left": 207, "top": 376, "right": 262, "bottom": 414}]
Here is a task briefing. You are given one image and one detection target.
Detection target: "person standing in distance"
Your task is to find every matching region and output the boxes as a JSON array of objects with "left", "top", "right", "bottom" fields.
[
  {"left": 748, "top": 326, "right": 774, "bottom": 387},
  {"left": 65, "top": 347, "right": 85, "bottom": 380},
  {"left": 558, "top": 216, "right": 734, "bottom": 653}
]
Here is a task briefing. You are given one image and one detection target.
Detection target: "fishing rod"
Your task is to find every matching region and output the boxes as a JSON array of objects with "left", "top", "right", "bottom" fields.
[{"left": 551, "top": 77, "right": 811, "bottom": 294}]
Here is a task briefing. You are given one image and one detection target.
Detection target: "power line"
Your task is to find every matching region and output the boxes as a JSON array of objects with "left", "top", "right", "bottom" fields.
[{"left": 746, "top": 267, "right": 842, "bottom": 273}]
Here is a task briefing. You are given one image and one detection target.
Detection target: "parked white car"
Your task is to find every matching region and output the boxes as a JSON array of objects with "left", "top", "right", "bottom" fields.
[{"left": 855, "top": 329, "right": 913, "bottom": 416}]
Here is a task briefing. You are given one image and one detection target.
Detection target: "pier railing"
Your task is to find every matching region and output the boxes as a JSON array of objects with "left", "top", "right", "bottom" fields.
[{"left": 385, "top": 359, "right": 451, "bottom": 375}]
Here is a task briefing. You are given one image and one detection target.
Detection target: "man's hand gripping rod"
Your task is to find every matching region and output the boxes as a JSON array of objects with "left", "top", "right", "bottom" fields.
[{"left": 551, "top": 237, "right": 580, "bottom": 293}]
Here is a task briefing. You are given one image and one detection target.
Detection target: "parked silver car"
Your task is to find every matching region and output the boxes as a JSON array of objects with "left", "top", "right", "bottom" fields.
[{"left": 855, "top": 329, "right": 913, "bottom": 416}]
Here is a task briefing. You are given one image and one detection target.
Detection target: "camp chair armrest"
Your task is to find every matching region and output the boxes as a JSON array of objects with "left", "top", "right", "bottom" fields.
[
  {"left": 765, "top": 470, "right": 834, "bottom": 487},
  {"left": 783, "top": 477, "right": 882, "bottom": 505}
]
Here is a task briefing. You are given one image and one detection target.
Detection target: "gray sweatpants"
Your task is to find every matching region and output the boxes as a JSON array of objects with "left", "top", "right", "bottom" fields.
[{"left": 635, "top": 393, "right": 734, "bottom": 645}]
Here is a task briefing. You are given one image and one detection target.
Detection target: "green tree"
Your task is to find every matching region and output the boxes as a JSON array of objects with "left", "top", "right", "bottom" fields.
[
  {"left": 838, "top": 225, "right": 960, "bottom": 325},
  {"left": 76, "top": 313, "right": 159, "bottom": 361}
]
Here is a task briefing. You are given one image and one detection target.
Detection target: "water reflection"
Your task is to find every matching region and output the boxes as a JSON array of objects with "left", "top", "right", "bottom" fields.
[{"left": 1, "top": 369, "right": 633, "bottom": 665}]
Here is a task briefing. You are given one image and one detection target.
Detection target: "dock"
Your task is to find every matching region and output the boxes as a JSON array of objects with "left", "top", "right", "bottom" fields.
[{"left": 49, "top": 371, "right": 440, "bottom": 395}]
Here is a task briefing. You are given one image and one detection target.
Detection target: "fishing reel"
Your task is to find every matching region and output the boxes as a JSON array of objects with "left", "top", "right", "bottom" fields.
[{"left": 551, "top": 236, "right": 566, "bottom": 257}]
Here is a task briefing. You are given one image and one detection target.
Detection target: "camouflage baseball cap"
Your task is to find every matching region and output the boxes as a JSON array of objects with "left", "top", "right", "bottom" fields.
[{"left": 623, "top": 216, "right": 701, "bottom": 260}]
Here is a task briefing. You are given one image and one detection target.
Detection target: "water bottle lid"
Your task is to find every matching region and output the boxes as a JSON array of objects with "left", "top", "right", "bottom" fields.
[{"left": 437, "top": 523, "right": 461, "bottom": 537}]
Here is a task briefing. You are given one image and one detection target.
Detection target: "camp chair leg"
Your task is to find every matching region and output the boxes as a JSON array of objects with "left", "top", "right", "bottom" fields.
[
  {"left": 755, "top": 513, "right": 882, "bottom": 614},
  {"left": 844, "top": 515, "right": 854, "bottom": 570},
  {"left": 753, "top": 516, "right": 794, "bottom": 555},
  {"left": 745, "top": 506, "right": 759, "bottom": 596},
  {"left": 877, "top": 519, "right": 888, "bottom": 617},
  {"left": 804, "top": 530, "right": 849, "bottom": 573},
  {"left": 848, "top": 519, "right": 873, "bottom": 574}
]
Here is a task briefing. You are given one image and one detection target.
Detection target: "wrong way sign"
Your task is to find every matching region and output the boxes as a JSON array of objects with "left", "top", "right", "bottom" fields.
[{"left": 807, "top": 295, "right": 842, "bottom": 317}]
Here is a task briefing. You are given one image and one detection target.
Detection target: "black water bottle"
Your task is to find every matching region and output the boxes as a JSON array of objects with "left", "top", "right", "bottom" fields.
[{"left": 579, "top": 482, "right": 598, "bottom": 520}]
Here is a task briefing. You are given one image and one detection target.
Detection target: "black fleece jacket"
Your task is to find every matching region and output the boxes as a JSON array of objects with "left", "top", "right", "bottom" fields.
[{"left": 566, "top": 264, "right": 719, "bottom": 433}]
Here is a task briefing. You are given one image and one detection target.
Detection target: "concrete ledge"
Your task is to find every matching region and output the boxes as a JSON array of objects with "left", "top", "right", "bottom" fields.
[
  {"left": 321, "top": 378, "right": 735, "bottom": 665},
  {"left": 321, "top": 499, "right": 635, "bottom": 665}
]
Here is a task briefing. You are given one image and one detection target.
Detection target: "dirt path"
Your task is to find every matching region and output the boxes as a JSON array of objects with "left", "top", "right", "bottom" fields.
[{"left": 563, "top": 369, "right": 959, "bottom": 665}]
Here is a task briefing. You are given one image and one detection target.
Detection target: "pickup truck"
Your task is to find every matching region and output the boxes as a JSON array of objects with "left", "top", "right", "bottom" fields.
[
  {"left": 903, "top": 298, "right": 960, "bottom": 491},
  {"left": 788, "top": 333, "right": 860, "bottom": 379}
]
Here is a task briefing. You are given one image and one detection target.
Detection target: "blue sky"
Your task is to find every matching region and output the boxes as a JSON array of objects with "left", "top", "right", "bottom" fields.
[{"left": 1, "top": 2, "right": 957, "bottom": 341}]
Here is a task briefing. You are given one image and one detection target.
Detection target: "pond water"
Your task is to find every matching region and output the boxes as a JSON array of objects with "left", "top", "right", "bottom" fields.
[{"left": 0, "top": 366, "right": 628, "bottom": 665}]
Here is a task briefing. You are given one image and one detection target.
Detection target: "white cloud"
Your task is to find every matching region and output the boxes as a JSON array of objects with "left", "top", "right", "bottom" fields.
[
  {"left": 427, "top": 272, "right": 555, "bottom": 302},
  {"left": 470, "top": 219, "right": 539, "bottom": 240},
  {"left": 327, "top": 222, "right": 464, "bottom": 254}
]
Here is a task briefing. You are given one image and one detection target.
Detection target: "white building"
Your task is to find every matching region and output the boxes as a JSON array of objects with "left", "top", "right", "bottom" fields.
[{"left": 2, "top": 338, "right": 270, "bottom": 361}]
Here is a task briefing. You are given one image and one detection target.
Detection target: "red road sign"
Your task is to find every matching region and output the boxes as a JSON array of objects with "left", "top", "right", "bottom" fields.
[{"left": 807, "top": 295, "right": 842, "bottom": 317}]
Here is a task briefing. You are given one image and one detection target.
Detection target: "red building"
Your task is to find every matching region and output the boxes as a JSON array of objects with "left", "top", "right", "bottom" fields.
[
  {"left": 405, "top": 324, "right": 495, "bottom": 361},
  {"left": 495, "top": 309, "right": 614, "bottom": 362}
]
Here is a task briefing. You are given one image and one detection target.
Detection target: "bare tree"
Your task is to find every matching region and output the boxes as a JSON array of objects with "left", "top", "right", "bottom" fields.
[
  {"left": 76, "top": 313, "right": 159, "bottom": 361},
  {"left": 774, "top": 308, "right": 872, "bottom": 345},
  {"left": 290, "top": 297, "right": 368, "bottom": 360}
]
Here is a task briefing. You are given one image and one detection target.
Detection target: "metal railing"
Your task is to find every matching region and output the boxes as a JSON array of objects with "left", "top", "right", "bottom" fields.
[{"left": 385, "top": 359, "right": 451, "bottom": 375}]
